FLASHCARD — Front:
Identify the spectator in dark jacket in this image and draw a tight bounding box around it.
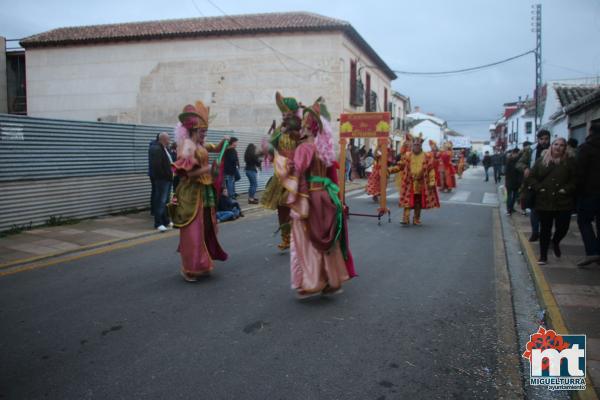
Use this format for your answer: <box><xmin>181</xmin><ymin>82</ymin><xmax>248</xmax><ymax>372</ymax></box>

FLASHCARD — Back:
<box><xmin>520</xmin><ymin>130</ymin><xmax>551</xmax><ymax>242</ymax></box>
<box><xmin>504</xmin><ymin>148</ymin><xmax>522</xmax><ymax>215</ymax></box>
<box><xmin>244</xmin><ymin>143</ymin><xmax>262</xmax><ymax>204</ymax></box>
<box><xmin>224</xmin><ymin>137</ymin><xmax>240</xmax><ymax>199</ymax></box>
<box><xmin>358</xmin><ymin>146</ymin><xmax>367</xmax><ymax>178</ymax></box>
<box><xmin>567</xmin><ymin>137</ymin><xmax>579</xmax><ymax>158</ymax></box>
<box><xmin>575</xmin><ymin>121</ymin><xmax>600</xmax><ymax>266</ymax></box>
<box><xmin>149</xmin><ymin>132</ymin><xmax>174</xmax><ymax>231</ymax></box>
<box><xmin>529</xmin><ymin>137</ymin><xmax>576</xmax><ymax>265</ymax></box>
<box><xmin>482</xmin><ymin>151</ymin><xmax>492</xmax><ymax>181</ymax></box>
<box><xmin>491</xmin><ymin>150</ymin><xmax>503</xmax><ymax>183</ymax></box>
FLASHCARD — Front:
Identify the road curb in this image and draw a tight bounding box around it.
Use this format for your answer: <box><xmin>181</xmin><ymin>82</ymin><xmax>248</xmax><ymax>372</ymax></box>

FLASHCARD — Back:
<box><xmin>0</xmin><ymin>230</ymin><xmax>166</xmax><ymax>271</ymax></box>
<box><xmin>492</xmin><ymin>209</ymin><xmax>526</xmax><ymax>399</ymax></box>
<box><xmin>516</xmin><ymin>230</ymin><xmax>599</xmax><ymax>400</ymax></box>
<box><xmin>0</xmin><ymin>178</ymin><xmax>356</xmax><ymax>272</ymax></box>
<box><xmin>0</xmin><ymin>204</ymin><xmax>266</xmax><ymax>273</ymax></box>
<box><xmin>0</xmin><ymin>231</ymin><xmax>179</xmax><ymax>277</ymax></box>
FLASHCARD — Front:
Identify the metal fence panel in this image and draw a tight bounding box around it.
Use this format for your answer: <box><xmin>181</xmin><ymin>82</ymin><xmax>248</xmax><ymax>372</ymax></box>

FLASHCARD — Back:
<box><xmin>0</xmin><ymin>114</ymin><xmax>272</xmax><ymax>231</ymax></box>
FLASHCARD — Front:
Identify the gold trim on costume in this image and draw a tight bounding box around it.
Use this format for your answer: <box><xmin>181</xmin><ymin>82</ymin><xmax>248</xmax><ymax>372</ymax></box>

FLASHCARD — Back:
<box><xmin>172</xmin><ymin>187</ymin><xmax>202</xmax><ymax>229</ymax></box>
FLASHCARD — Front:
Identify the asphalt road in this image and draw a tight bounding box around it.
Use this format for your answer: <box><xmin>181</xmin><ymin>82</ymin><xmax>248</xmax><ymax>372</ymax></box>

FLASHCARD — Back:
<box><xmin>1</xmin><ymin>168</ymin><xmax>508</xmax><ymax>400</ymax></box>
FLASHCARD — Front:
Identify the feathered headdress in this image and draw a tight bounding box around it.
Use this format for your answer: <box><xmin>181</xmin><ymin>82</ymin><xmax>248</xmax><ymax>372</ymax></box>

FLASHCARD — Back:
<box><xmin>302</xmin><ymin>99</ymin><xmax>323</xmax><ymax>134</ymax></box>
<box><xmin>177</xmin><ymin>101</ymin><xmax>210</xmax><ymax>128</ymax></box>
<box><xmin>413</xmin><ymin>132</ymin><xmax>425</xmax><ymax>145</ymax></box>
<box><xmin>275</xmin><ymin>91</ymin><xmax>300</xmax><ymax>114</ymax></box>
<box><xmin>400</xmin><ymin>133</ymin><xmax>413</xmax><ymax>153</ymax></box>
<box><xmin>306</xmin><ymin>97</ymin><xmax>335</xmax><ymax>167</ymax></box>
<box><xmin>194</xmin><ymin>101</ymin><xmax>210</xmax><ymax>129</ymax></box>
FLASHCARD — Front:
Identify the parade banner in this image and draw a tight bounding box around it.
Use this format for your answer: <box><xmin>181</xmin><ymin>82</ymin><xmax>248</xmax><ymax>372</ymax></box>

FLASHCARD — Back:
<box><xmin>338</xmin><ymin>112</ymin><xmax>391</xmax><ymax>224</ymax></box>
<box><xmin>340</xmin><ymin>112</ymin><xmax>391</xmax><ymax>138</ymax></box>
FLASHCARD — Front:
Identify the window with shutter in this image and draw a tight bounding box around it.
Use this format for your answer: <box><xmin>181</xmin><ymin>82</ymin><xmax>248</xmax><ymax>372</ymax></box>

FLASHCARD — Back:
<box><xmin>370</xmin><ymin>91</ymin><xmax>378</xmax><ymax>111</ymax></box>
<box><xmin>350</xmin><ymin>59</ymin><xmax>357</xmax><ymax>107</ymax></box>
<box><xmin>384</xmin><ymin>88</ymin><xmax>388</xmax><ymax>112</ymax></box>
<box><xmin>365</xmin><ymin>73</ymin><xmax>371</xmax><ymax>112</ymax></box>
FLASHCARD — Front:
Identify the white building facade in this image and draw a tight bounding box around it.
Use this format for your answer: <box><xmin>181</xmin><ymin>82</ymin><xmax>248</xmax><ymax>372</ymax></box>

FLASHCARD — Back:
<box><xmin>505</xmin><ymin>106</ymin><xmax>535</xmax><ymax>149</ymax></box>
<box><xmin>406</xmin><ymin>110</ymin><xmax>446</xmax><ymax>152</ymax></box>
<box><xmin>389</xmin><ymin>91</ymin><xmax>411</xmax><ymax>152</ymax></box>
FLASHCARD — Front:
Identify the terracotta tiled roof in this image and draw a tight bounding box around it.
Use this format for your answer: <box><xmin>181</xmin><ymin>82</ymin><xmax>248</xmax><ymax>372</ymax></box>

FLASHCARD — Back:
<box><xmin>555</xmin><ymin>85</ymin><xmax>597</xmax><ymax>107</ymax></box>
<box><xmin>504</xmin><ymin>107</ymin><xmax>519</xmax><ymax>119</ymax></box>
<box><xmin>564</xmin><ymin>87</ymin><xmax>600</xmax><ymax>115</ymax></box>
<box><xmin>20</xmin><ymin>11</ymin><xmax>396</xmax><ymax>79</ymax></box>
<box><xmin>548</xmin><ymin>84</ymin><xmax>599</xmax><ymax>120</ymax></box>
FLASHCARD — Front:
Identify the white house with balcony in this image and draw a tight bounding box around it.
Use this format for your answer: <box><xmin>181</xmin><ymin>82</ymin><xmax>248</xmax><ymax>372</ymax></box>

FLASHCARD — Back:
<box><xmin>504</xmin><ymin>102</ymin><xmax>535</xmax><ymax>149</ymax></box>
<box><xmin>389</xmin><ymin>91</ymin><xmax>411</xmax><ymax>152</ymax></box>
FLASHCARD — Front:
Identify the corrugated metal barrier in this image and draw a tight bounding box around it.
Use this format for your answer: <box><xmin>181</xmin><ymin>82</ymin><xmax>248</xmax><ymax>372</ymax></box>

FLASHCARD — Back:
<box><xmin>0</xmin><ymin>114</ymin><xmax>272</xmax><ymax>232</ymax></box>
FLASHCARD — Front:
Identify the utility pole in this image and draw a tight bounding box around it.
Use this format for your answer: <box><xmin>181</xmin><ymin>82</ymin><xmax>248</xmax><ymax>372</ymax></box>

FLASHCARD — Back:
<box><xmin>532</xmin><ymin>4</ymin><xmax>542</xmax><ymax>132</ymax></box>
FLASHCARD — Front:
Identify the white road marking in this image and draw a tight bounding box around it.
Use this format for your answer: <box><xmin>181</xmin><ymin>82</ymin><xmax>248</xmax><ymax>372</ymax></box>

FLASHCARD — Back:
<box><xmin>345</xmin><ymin>188</ymin><xmax>365</xmax><ymax>197</ymax></box>
<box><xmin>448</xmin><ymin>190</ymin><xmax>470</xmax><ymax>202</ymax></box>
<box><xmin>441</xmin><ymin>200</ymin><xmax>497</xmax><ymax>208</ymax></box>
<box><xmin>353</xmin><ymin>187</ymin><xmax>394</xmax><ymax>199</ymax></box>
<box><xmin>482</xmin><ymin>192</ymin><xmax>499</xmax><ymax>205</ymax></box>
<box><xmin>347</xmin><ymin>186</ymin><xmax>498</xmax><ymax>208</ymax></box>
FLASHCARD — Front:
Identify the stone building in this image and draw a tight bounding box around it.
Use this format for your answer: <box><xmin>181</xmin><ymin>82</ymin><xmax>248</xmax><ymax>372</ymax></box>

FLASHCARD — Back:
<box><xmin>20</xmin><ymin>12</ymin><xmax>396</xmax><ymax>140</ymax></box>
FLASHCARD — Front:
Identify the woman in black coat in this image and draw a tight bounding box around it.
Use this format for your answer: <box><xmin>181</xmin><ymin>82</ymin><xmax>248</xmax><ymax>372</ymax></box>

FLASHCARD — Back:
<box><xmin>244</xmin><ymin>143</ymin><xmax>262</xmax><ymax>204</ymax></box>
<box><xmin>528</xmin><ymin>138</ymin><xmax>576</xmax><ymax>264</ymax></box>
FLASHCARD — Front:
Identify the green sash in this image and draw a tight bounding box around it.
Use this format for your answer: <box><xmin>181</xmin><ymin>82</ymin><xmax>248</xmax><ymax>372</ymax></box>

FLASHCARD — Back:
<box><xmin>307</xmin><ymin>176</ymin><xmax>347</xmax><ymax>259</ymax></box>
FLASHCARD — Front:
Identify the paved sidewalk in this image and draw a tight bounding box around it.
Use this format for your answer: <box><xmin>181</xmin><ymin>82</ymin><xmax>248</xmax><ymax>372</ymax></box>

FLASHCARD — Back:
<box><xmin>510</xmin><ymin>207</ymin><xmax>600</xmax><ymax>398</ymax></box>
<box><xmin>0</xmin><ymin>180</ymin><xmax>367</xmax><ymax>270</ymax></box>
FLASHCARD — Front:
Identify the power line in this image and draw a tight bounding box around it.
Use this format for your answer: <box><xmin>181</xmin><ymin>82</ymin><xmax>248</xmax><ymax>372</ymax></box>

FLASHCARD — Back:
<box><xmin>386</xmin><ymin>50</ymin><xmax>535</xmax><ymax>76</ymax></box>
<box><xmin>446</xmin><ymin>119</ymin><xmax>497</xmax><ymax>122</ymax></box>
<box><xmin>198</xmin><ymin>0</ymin><xmax>536</xmax><ymax>79</ymax></box>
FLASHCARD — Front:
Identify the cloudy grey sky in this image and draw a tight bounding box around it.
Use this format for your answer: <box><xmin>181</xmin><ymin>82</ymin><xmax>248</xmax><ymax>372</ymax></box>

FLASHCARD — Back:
<box><xmin>2</xmin><ymin>0</ymin><xmax>600</xmax><ymax>139</ymax></box>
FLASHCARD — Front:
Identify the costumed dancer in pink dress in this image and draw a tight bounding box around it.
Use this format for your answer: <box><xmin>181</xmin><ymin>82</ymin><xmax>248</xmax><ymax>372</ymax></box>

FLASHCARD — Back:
<box><xmin>168</xmin><ymin>102</ymin><xmax>228</xmax><ymax>282</ymax></box>
<box><xmin>280</xmin><ymin>98</ymin><xmax>356</xmax><ymax>298</ymax></box>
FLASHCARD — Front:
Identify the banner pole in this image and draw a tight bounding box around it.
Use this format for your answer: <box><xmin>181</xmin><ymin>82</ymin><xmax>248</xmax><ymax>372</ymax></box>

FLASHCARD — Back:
<box><xmin>380</xmin><ymin>139</ymin><xmax>388</xmax><ymax>214</ymax></box>
<box><xmin>339</xmin><ymin>138</ymin><xmax>348</xmax><ymax>205</ymax></box>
